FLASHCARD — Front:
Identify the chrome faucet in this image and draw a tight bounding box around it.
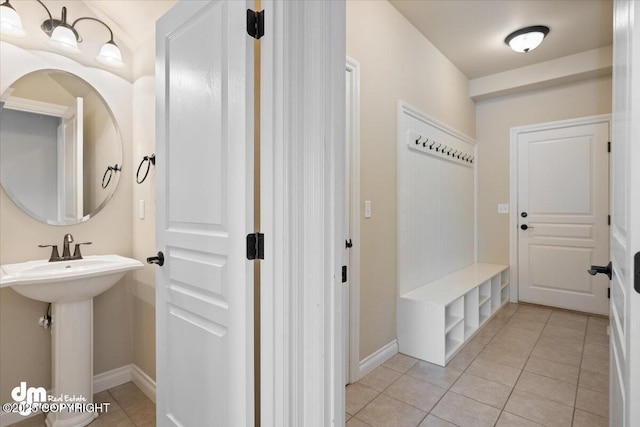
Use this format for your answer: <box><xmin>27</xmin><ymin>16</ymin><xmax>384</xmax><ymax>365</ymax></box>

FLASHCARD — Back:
<box><xmin>62</xmin><ymin>233</ymin><xmax>74</xmax><ymax>259</ymax></box>
<box><xmin>39</xmin><ymin>234</ymin><xmax>92</xmax><ymax>262</ymax></box>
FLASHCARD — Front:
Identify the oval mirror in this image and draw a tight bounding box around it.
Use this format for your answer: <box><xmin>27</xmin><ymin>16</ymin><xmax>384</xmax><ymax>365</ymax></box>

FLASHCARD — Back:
<box><xmin>0</xmin><ymin>70</ymin><xmax>122</xmax><ymax>225</ymax></box>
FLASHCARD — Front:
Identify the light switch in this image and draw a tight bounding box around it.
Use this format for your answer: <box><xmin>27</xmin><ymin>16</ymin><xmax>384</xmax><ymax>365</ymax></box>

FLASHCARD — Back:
<box><xmin>498</xmin><ymin>203</ymin><xmax>509</xmax><ymax>214</ymax></box>
<box><xmin>364</xmin><ymin>200</ymin><xmax>372</xmax><ymax>218</ymax></box>
<box><xmin>139</xmin><ymin>200</ymin><xmax>145</xmax><ymax>220</ymax></box>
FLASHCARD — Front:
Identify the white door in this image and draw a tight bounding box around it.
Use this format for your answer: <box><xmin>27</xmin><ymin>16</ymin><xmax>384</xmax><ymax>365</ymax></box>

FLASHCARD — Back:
<box><xmin>156</xmin><ymin>1</ymin><xmax>254</xmax><ymax>426</ymax></box>
<box><xmin>517</xmin><ymin>121</ymin><xmax>610</xmax><ymax>315</ymax></box>
<box><xmin>344</xmin><ymin>65</ymin><xmax>352</xmax><ymax>385</ymax></box>
<box><xmin>610</xmin><ymin>1</ymin><xmax>640</xmax><ymax>425</ymax></box>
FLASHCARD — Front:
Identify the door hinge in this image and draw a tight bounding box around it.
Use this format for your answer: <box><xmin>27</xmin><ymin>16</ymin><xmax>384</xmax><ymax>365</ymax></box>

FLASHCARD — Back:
<box><xmin>342</xmin><ymin>265</ymin><xmax>348</xmax><ymax>283</ymax></box>
<box><xmin>608</xmin><ymin>287</ymin><xmax>610</xmax><ymax>299</ymax></box>
<box><xmin>635</xmin><ymin>252</ymin><xmax>640</xmax><ymax>294</ymax></box>
<box><xmin>608</xmin><ymin>215</ymin><xmax>611</xmax><ymax>226</ymax></box>
<box><xmin>247</xmin><ymin>9</ymin><xmax>264</xmax><ymax>39</ymax></box>
<box><xmin>246</xmin><ymin>233</ymin><xmax>264</xmax><ymax>260</ymax></box>
<box><xmin>608</xmin><ymin>141</ymin><xmax>611</xmax><ymax>153</ymax></box>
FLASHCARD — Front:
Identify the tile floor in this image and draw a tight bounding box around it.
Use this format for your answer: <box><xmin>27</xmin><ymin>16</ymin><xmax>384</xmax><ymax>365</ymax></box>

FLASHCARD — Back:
<box><xmin>346</xmin><ymin>303</ymin><xmax>610</xmax><ymax>427</ymax></box>
<box><xmin>9</xmin><ymin>382</ymin><xmax>155</xmax><ymax>427</ymax></box>
<box><xmin>9</xmin><ymin>303</ymin><xmax>609</xmax><ymax>427</ymax></box>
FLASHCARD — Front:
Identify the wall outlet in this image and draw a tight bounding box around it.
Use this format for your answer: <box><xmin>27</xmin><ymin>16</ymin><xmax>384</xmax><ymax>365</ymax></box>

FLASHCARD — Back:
<box><xmin>498</xmin><ymin>203</ymin><xmax>509</xmax><ymax>214</ymax></box>
<box><xmin>364</xmin><ymin>200</ymin><xmax>372</xmax><ymax>218</ymax></box>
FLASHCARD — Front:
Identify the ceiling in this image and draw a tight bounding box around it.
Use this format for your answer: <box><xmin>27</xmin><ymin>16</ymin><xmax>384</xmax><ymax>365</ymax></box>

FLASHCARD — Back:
<box><xmin>68</xmin><ymin>0</ymin><xmax>611</xmax><ymax>80</ymax></box>
<box><xmin>389</xmin><ymin>0</ymin><xmax>613</xmax><ymax>79</ymax></box>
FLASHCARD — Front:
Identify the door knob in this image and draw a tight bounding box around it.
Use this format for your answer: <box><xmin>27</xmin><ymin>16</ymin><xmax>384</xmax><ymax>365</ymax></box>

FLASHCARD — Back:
<box><xmin>521</xmin><ymin>224</ymin><xmax>534</xmax><ymax>230</ymax></box>
<box><xmin>588</xmin><ymin>261</ymin><xmax>612</xmax><ymax>280</ymax></box>
<box><xmin>147</xmin><ymin>251</ymin><xmax>164</xmax><ymax>266</ymax></box>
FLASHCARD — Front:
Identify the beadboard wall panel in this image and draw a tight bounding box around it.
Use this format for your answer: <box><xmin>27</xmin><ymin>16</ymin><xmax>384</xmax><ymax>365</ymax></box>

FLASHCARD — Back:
<box><xmin>397</xmin><ymin>102</ymin><xmax>476</xmax><ymax>296</ymax></box>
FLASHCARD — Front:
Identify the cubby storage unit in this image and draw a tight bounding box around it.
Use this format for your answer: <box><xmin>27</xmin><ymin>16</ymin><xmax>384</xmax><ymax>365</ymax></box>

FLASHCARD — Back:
<box><xmin>397</xmin><ymin>263</ymin><xmax>509</xmax><ymax>366</ymax></box>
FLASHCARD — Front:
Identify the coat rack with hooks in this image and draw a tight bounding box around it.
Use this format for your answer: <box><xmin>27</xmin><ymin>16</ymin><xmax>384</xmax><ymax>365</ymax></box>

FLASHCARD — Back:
<box><xmin>409</xmin><ymin>132</ymin><xmax>474</xmax><ymax>166</ymax></box>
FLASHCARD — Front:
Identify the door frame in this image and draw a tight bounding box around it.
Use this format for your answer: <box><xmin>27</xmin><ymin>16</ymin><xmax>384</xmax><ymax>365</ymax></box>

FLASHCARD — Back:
<box><xmin>345</xmin><ymin>57</ymin><xmax>361</xmax><ymax>384</ymax></box>
<box><xmin>260</xmin><ymin>1</ymin><xmax>346</xmax><ymax>426</ymax></box>
<box><xmin>508</xmin><ymin>114</ymin><xmax>611</xmax><ymax>303</ymax></box>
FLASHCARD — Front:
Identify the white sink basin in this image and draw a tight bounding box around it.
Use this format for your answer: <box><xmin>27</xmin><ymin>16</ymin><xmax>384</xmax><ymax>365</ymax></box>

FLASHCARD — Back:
<box><xmin>0</xmin><ymin>254</ymin><xmax>144</xmax><ymax>426</ymax></box>
<box><xmin>0</xmin><ymin>255</ymin><xmax>143</xmax><ymax>302</ymax></box>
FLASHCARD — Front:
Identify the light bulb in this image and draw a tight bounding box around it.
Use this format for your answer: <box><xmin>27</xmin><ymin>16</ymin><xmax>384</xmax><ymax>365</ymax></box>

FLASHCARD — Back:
<box><xmin>49</xmin><ymin>25</ymin><xmax>80</xmax><ymax>53</ymax></box>
<box><xmin>508</xmin><ymin>32</ymin><xmax>545</xmax><ymax>53</ymax></box>
<box><xmin>96</xmin><ymin>41</ymin><xmax>124</xmax><ymax>68</ymax></box>
<box><xmin>0</xmin><ymin>2</ymin><xmax>26</xmax><ymax>39</ymax></box>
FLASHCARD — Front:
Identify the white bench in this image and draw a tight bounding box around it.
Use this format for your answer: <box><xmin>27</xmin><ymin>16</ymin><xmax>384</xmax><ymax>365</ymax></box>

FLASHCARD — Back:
<box><xmin>397</xmin><ymin>263</ymin><xmax>509</xmax><ymax>367</ymax></box>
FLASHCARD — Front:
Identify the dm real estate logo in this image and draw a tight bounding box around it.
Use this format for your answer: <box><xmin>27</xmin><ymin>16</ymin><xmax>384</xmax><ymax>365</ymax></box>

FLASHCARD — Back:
<box><xmin>10</xmin><ymin>382</ymin><xmax>47</xmax><ymax>415</ymax></box>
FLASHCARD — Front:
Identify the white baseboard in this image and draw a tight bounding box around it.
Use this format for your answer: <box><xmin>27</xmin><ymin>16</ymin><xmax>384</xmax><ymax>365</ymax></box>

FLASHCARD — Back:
<box><xmin>131</xmin><ymin>365</ymin><xmax>156</xmax><ymax>403</ymax></box>
<box><xmin>358</xmin><ymin>339</ymin><xmax>398</xmax><ymax>378</ymax></box>
<box><xmin>1</xmin><ymin>364</ymin><xmax>155</xmax><ymax>427</ymax></box>
<box><xmin>93</xmin><ymin>365</ymin><xmax>133</xmax><ymax>394</ymax></box>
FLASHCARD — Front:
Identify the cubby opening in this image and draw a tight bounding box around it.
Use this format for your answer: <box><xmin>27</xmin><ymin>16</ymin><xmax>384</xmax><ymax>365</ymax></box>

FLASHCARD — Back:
<box><xmin>445</xmin><ymin>296</ymin><xmax>464</xmax><ymax>333</ymax></box>
<box><xmin>464</xmin><ymin>288</ymin><xmax>479</xmax><ymax>339</ymax></box>
<box><xmin>501</xmin><ymin>285</ymin><xmax>509</xmax><ymax>305</ymax></box>
<box><xmin>445</xmin><ymin>320</ymin><xmax>464</xmax><ymax>360</ymax></box>
<box><xmin>491</xmin><ymin>276</ymin><xmax>501</xmax><ymax>312</ymax></box>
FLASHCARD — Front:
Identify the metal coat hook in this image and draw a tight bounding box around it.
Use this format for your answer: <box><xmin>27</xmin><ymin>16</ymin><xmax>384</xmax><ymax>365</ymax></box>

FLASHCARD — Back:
<box><xmin>415</xmin><ymin>136</ymin><xmax>423</xmax><ymax>145</ymax></box>
<box><xmin>136</xmin><ymin>154</ymin><xmax>156</xmax><ymax>184</ymax></box>
<box><xmin>428</xmin><ymin>140</ymin><xmax>437</xmax><ymax>150</ymax></box>
<box><xmin>101</xmin><ymin>164</ymin><xmax>121</xmax><ymax>189</ymax></box>
<box><xmin>422</xmin><ymin>137</ymin><xmax>430</xmax><ymax>147</ymax></box>
<box><xmin>435</xmin><ymin>143</ymin><xmax>442</xmax><ymax>152</ymax></box>
<box><xmin>451</xmin><ymin>149</ymin><xmax>458</xmax><ymax>157</ymax></box>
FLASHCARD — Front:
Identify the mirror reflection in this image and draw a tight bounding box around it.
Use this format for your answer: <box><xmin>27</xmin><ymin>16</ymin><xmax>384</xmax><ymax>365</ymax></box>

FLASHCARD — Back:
<box><xmin>0</xmin><ymin>70</ymin><xmax>122</xmax><ymax>225</ymax></box>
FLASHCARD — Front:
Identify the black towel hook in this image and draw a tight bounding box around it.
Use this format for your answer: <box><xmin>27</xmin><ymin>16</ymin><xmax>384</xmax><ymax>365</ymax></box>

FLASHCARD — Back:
<box><xmin>422</xmin><ymin>137</ymin><xmax>430</xmax><ymax>147</ymax></box>
<box><xmin>136</xmin><ymin>154</ymin><xmax>156</xmax><ymax>184</ymax></box>
<box><xmin>101</xmin><ymin>164</ymin><xmax>121</xmax><ymax>189</ymax></box>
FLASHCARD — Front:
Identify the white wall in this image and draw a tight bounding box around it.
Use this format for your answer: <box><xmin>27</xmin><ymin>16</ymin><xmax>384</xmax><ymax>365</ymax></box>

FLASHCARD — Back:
<box><xmin>131</xmin><ymin>74</ymin><xmax>156</xmax><ymax>380</ymax></box>
<box><xmin>346</xmin><ymin>0</ymin><xmax>476</xmax><ymax>360</ymax></box>
<box><xmin>476</xmin><ymin>76</ymin><xmax>612</xmax><ymax>265</ymax></box>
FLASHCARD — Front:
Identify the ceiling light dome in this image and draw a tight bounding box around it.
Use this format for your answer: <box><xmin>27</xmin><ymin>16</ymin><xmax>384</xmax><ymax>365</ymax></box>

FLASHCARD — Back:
<box><xmin>505</xmin><ymin>26</ymin><xmax>550</xmax><ymax>53</ymax></box>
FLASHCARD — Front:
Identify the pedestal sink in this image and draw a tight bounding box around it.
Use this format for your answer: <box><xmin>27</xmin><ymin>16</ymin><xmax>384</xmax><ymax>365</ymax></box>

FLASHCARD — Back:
<box><xmin>0</xmin><ymin>255</ymin><xmax>143</xmax><ymax>427</ymax></box>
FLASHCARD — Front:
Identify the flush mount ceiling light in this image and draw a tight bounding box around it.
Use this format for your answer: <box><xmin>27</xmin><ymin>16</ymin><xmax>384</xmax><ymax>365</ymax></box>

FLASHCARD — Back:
<box><xmin>0</xmin><ymin>0</ymin><xmax>124</xmax><ymax>68</ymax></box>
<box><xmin>505</xmin><ymin>25</ymin><xmax>550</xmax><ymax>53</ymax></box>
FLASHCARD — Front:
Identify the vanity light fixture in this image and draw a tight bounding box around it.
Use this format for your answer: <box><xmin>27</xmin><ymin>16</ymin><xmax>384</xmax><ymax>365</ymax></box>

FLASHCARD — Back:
<box><xmin>0</xmin><ymin>0</ymin><xmax>124</xmax><ymax>68</ymax></box>
<box><xmin>505</xmin><ymin>25</ymin><xmax>550</xmax><ymax>53</ymax></box>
